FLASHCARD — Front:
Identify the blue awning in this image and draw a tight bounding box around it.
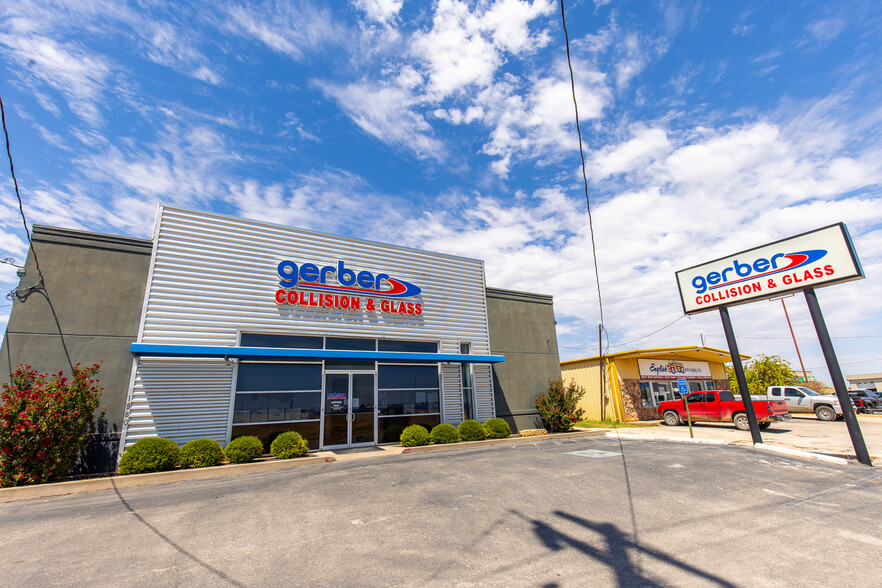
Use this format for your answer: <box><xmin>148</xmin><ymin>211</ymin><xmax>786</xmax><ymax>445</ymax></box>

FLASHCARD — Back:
<box><xmin>130</xmin><ymin>343</ymin><xmax>505</xmax><ymax>363</ymax></box>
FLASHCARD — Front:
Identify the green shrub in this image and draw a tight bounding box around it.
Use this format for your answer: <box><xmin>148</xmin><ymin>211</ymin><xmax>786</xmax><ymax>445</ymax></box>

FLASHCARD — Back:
<box><xmin>483</xmin><ymin>418</ymin><xmax>511</xmax><ymax>439</ymax></box>
<box><xmin>270</xmin><ymin>431</ymin><xmax>309</xmax><ymax>459</ymax></box>
<box><xmin>430</xmin><ymin>423</ymin><xmax>459</xmax><ymax>444</ymax></box>
<box><xmin>458</xmin><ymin>419</ymin><xmax>485</xmax><ymax>441</ymax></box>
<box><xmin>400</xmin><ymin>425</ymin><xmax>430</xmax><ymax>447</ymax></box>
<box><xmin>0</xmin><ymin>363</ymin><xmax>104</xmax><ymax>487</ymax></box>
<box><xmin>118</xmin><ymin>437</ymin><xmax>180</xmax><ymax>475</ymax></box>
<box><xmin>225</xmin><ymin>436</ymin><xmax>264</xmax><ymax>463</ymax></box>
<box><xmin>179</xmin><ymin>438</ymin><xmax>225</xmax><ymax>469</ymax></box>
<box><xmin>533</xmin><ymin>378</ymin><xmax>586</xmax><ymax>432</ymax></box>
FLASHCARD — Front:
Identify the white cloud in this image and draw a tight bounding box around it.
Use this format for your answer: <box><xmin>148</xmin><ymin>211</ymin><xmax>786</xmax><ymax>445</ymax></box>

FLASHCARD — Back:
<box><xmin>0</xmin><ymin>34</ymin><xmax>111</xmax><ymax>124</ymax></box>
<box><xmin>355</xmin><ymin>0</ymin><xmax>403</xmax><ymax>25</ymax></box>
<box><xmin>589</xmin><ymin>127</ymin><xmax>671</xmax><ymax>180</ymax></box>
<box><xmin>807</xmin><ymin>18</ymin><xmax>847</xmax><ymax>44</ymax></box>
<box><xmin>411</xmin><ymin>0</ymin><xmax>554</xmax><ymax>99</ymax></box>
<box><xmin>316</xmin><ymin>80</ymin><xmax>446</xmax><ymax>161</ymax></box>
<box><xmin>224</xmin><ymin>1</ymin><xmax>344</xmax><ymax>61</ymax></box>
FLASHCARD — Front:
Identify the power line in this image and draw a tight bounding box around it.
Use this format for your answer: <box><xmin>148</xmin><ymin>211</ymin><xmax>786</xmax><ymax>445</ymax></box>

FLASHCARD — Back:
<box><xmin>559</xmin><ymin>0</ymin><xmax>605</xmax><ymax>329</ymax></box>
<box><xmin>1</xmin><ymin>95</ymin><xmax>74</xmax><ymax>371</ymax></box>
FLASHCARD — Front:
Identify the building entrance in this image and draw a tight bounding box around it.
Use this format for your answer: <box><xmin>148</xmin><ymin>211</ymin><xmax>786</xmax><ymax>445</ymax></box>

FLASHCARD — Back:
<box><xmin>322</xmin><ymin>372</ymin><xmax>376</xmax><ymax>449</ymax></box>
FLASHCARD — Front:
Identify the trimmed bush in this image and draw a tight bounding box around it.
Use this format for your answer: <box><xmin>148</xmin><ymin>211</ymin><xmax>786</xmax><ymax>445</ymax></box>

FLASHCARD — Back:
<box><xmin>270</xmin><ymin>431</ymin><xmax>309</xmax><ymax>459</ymax></box>
<box><xmin>483</xmin><ymin>418</ymin><xmax>511</xmax><ymax>439</ymax></box>
<box><xmin>400</xmin><ymin>425</ymin><xmax>430</xmax><ymax>447</ymax></box>
<box><xmin>430</xmin><ymin>423</ymin><xmax>459</xmax><ymax>444</ymax></box>
<box><xmin>225</xmin><ymin>436</ymin><xmax>264</xmax><ymax>463</ymax></box>
<box><xmin>458</xmin><ymin>419</ymin><xmax>485</xmax><ymax>441</ymax></box>
<box><xmin>179</xmin><ymin>438</ymin><xmax>225</xmax><ymax>469</ymax></box>
<box><xmin>118</xmin><ymin>437</ymin><xmax>180</xmax><ymax>475</ymax></box>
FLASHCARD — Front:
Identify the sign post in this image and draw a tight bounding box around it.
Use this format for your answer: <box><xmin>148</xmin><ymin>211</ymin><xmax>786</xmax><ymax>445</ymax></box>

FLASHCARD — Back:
<box><xmin>678</xmin><ymin>378</ymin><xmax>694</xmax><ymax>439</ymax></box>
<box><xmin>675</xmin><ymin>223</ymin><xmax>870</xmax><ymax>465</ymax></box>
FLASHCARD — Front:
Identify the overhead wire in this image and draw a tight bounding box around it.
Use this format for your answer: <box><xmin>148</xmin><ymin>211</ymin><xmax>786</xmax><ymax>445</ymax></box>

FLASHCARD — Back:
<box><xmin>1</xmin><ymin>95</ymin><xmax>74</xmax><ymax>371</ymax></box>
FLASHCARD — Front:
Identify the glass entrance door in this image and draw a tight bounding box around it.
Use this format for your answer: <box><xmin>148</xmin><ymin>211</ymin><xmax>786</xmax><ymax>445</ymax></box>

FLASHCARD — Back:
<box><xmin>322</xmin><ymin>372</ymin><xmax>376</xmax><ymax>449</ymax></box>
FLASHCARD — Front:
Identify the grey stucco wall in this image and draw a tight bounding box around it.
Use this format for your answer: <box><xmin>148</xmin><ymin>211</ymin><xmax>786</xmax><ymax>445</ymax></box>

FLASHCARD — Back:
<box><xmin>486</xmin><ymin>287</ymin><xmax>561</xmax><ymax>432</ymax></box>
<box><xmin>1</xmin><ymin>226</ymin><xmax>152</xmax><ymax>445</ymax></box>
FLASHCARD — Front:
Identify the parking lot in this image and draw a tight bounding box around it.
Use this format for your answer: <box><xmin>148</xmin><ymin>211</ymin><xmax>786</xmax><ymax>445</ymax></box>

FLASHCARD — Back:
<box><xmin>624</xmin><ymin>414</ymin><xmax>882</xmax><ymax>460</ymax></box>
<box><xmin>2</xmin><ymin>435</ymin><xmax>881</xmax><ymax>587</ymax></box>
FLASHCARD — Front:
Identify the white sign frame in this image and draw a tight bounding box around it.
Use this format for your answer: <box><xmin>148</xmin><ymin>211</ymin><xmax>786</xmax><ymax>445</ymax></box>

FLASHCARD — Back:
<box><xmin>675</xmin><ymin>223</ymin><xmax>864</xmax><ymax>315</ymax></box>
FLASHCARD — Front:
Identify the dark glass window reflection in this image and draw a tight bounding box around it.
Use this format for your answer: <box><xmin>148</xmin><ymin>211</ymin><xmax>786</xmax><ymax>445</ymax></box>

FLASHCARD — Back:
<box><xmin>236</xmin><ymin>363</ymin><xmax>322</xmax><ymax>391</ymax></box>
<box><xmin>240</xmin><ymin>333</ymin><xmax>323</xmax><ymax>349</ymax></box>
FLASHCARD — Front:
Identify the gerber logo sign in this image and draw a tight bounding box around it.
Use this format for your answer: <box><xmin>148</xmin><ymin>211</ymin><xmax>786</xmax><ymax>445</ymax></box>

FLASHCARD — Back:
<box><xmin>676</xmin><ymin>223</ymin><xmax>864</xmax><ymax>315</ymax></box>
<box><xmin>275</xmin><ymin>260</ymin><xmax>423</xmax><ymax>316</ymax></box>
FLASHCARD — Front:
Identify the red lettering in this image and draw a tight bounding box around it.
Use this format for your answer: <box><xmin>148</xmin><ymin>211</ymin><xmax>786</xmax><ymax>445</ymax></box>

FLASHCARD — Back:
<box><xmin>323</xmin><ymin>294</ymin><xmax>333</xmax><ymax>307</ymax></box>
<box><xmin>783</xmin><ymin>274</ymin><xmax>792</xmax><ymax>285</ymax></box>
<box><xmin>813</xmin><ymin>267</ymin><xmax>823</xmax><ymax>278</ymax></box>
<box><xmin>406</xmin><ymin>302</ymin><xmax>414</xmax><ymax>314</ymax></box>
<box><xmin>381</xmin><ymin>300</ymin><xmax>390</xmax><ymax>312</ymax></box>
<box><xmin>752</xmin><ymin>283</ymin><xmax>761</xmax><ymax>293</ymax></box>
<box><xmin>287</xmin><ymin>290</ymin><xmax>298</xmax><ymax>305</ymax></box>
<box><xmin>275</xmin><ymin>289</ymin><xmax>286</xmax><ymax>304</ymax></box>
<box><xmin>299</xmin><ymin>292</ymin><xmax>308</xmax><ymax>305</ymax></box>
<box><xmin>341</xmin><ymin>296</ymin><xmax>350</xmax><ymax>309</ymax></box>
<box><xmin>703</xmin><ymin>294</ymin><xmax>711</xmax><ymax>303</ymax></box>
<box><xmin>414</xmin><ymin>303</ymin><xmax>422</xmax><ymax>316</ymax></box>
<box><xmin>824</xmin><ymin>264</ymin><xmax>834</xmax><ymax>276</ymax></box>
<box><xmin>350</xmin><ymin>297</ymin><xmax>360</xmax><ymax>310</ymax></box>
<box><xmin>803</xmin><ymin>270</ymin><xmax>814</xmax><ymax>281</ymax></box>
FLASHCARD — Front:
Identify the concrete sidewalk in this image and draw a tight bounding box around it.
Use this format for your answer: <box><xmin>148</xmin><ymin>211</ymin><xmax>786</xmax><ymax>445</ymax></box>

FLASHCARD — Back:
<box><xmin>602</xmin><ymin>414</ymin><xmax>882</xmax><ymax>461</ymax></box>
<box><xmin>0</xmin><ymin>429</ymin><xmax>606</xmax><ymax>503</ymax></box>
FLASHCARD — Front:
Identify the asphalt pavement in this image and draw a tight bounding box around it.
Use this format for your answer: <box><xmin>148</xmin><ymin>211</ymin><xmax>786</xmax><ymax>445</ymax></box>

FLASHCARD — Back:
<box><xmin>2</xmin><ymin>435</ymin><xmax>880</xmax><ymax>587</ymax></box>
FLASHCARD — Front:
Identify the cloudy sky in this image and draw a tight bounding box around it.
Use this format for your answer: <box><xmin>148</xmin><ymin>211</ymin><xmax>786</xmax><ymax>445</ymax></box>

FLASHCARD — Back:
<box><xmin>1</xmin><ymin>0</ymin><xmax>881</xmax><ymax>385</ymax></box>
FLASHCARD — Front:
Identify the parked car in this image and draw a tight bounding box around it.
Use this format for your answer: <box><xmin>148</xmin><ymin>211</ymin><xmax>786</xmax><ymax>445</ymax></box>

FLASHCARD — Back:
<box><xmin>764</xmin><ymin>386</ymin><xmax>843</xmax><ymax>421</ymax></box>
<box><xmin>659</xmin><ymin>390</ymin><xmax>790</xmax><ymax>431</ymax></box>
<box><xmin>847</xmin><ymin>390</ymin><xmax>879</xmax><ymax>412</ymax></box>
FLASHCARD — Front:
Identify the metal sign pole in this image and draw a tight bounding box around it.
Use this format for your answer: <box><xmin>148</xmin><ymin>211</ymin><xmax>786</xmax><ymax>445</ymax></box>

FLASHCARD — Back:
<box><xmin>719</xmin><ymin>307</ymin><xmax>763</xmax><ymax>444</ymax></box>
<box><xmin>803</xmin><ymin>288</ymin><xmax>872</xmax><ymax>466</ymax></box>
<box><xmin>678</xmin><ymin>378</ymin><xmax>694</xmax><ymax>438</ymax></box>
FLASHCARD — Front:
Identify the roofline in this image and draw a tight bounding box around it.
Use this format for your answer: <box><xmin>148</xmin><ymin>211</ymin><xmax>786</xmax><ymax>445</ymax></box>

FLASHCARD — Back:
<box><xmin>561</xmin><ymin>345</ymin><xmax>749</xmax><ymax>365</ymax></box>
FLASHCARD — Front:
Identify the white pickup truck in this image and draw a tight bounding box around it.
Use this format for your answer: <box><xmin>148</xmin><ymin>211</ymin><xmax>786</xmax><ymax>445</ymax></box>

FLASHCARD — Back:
<box><xmin>755</xmin><ymin>386</ymin><xmax>843</xmax><ymax>421</ymax></box>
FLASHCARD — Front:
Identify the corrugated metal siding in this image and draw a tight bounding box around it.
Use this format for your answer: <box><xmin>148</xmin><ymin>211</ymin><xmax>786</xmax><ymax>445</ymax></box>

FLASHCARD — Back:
<box><xmin>473</xmin><ymin>364</ymin><xmax>495</xmax><ymax>421</ymax></box>
<box><xmin>121</xmin><ymin>207</ymin><xmax>495</xmax><ymax>447</ymax></box>
<box><xmin>125</xmin><ymin>357</ymin><xmax>233</xmax><ymax>445</ymax></box>
<box><xmin>441</xmin><ymin>364</ymin><xmax>464</xmax><ymax>424</ymax></box>
<box><xmin>561</xmin><ymin>360</ymin><xmax>617</xmax><ymax>421</ymax></box>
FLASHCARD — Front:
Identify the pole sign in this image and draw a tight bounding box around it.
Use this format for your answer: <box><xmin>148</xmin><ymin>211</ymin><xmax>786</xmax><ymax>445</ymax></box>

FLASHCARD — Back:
<box><xmin>677</xmin><ymin>378</ymin><xmax>688</xmax><ymax>398</ymax></box>
<box><xmin>676</xmin><ymin>223</ymin><xmax>864</xmax><ymax>315</ymax></box>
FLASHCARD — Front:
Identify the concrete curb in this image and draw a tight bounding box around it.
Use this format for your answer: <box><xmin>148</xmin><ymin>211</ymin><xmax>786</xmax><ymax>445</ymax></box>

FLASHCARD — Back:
<box><xmin>0</xmin><ymin>429</ymin><xmax>606</xmax><ymax>503</ymax></box>
<box><xmin>753</xmin><ymin>443</ymin><xmax>850</xmax><ymax>465</ymax></box>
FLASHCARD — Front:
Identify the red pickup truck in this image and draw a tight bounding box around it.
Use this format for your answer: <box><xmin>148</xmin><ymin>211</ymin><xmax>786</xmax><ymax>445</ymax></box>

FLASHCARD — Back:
<box><xmin>658</xmin><ymin>390</ymin><xmax>791</xmax><ymax>431</ymax></box>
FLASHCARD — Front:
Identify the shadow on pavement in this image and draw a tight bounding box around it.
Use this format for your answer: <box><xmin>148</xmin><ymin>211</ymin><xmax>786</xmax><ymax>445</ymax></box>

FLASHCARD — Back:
<box><xmin>516</xmin><ymin>508</ymin><xmax>737</xmax><ymax>587</ymax></box>
<box><xmin>111</xmin><ymin>478</ymin><xmax>244</xmax><ymax>587</ymax></box>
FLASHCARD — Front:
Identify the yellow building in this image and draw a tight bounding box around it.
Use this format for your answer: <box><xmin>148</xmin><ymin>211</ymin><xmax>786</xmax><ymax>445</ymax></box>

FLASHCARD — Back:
<box><xmin>561</xmin><ymin>346</ymin><xmax>749</xmax><ymax>422</ymax></box>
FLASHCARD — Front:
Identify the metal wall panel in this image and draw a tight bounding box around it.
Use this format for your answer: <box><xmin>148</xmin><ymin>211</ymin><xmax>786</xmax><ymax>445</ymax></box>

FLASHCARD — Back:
<box><xmin>441</xmin><ymin>364</ymin><xmax>464</xmax><ymax>425</ymax></box>
<box><xmin>121</xmin><ymin>207</ymin><xmax>496</xmax><ymax>448</ymax></box>
<box><xmin>473</xmin><ymin>364</ymin><xmax>496</xmax><ymax>421</ymax></box>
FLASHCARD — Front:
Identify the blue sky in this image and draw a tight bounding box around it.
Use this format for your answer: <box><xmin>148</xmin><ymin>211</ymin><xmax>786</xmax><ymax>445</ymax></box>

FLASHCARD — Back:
<box><xmin>1</xmin><ymin>0</ymin><xmax>881</xmax><ymax>385</ymax></box>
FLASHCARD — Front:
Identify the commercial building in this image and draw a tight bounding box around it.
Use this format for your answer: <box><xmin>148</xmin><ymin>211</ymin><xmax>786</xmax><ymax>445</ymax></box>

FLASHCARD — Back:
<box><xmin>1</xmin><ymin>207</ymin><xmax>560</xmax><ymax>471</ymax></box>
<box><xmin>561</xmin><ymin>346</ymin><xmax>745</xmax><ymax>421</ymax></box>
<box><xmin>847</xmin><ymin>373</ymin><xmax>882</xmax><ymax>391</ymax></box>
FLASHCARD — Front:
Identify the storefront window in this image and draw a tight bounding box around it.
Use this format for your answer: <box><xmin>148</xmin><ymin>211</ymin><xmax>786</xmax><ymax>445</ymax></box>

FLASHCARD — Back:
<box><xmin>325</xmin><ymin>337</ymin><xmax>376</xmax><ymax>351</ymax></box>
<box><xmin>232</xmin><ymin>362</ymin><xmax>323</xmax><ymax>449</ymax></box>
<box><xmin>377</xmin><ymin>365</ymin><xmax>440</xmax><ymax>440</ymax></box>
<box><xmin>377</xmin><ymin>339</ymin><xmax>438</xmax><ymax>353</ymax></box>
<box><xmin>240</xmin><ymin>333</ymin><xmax>322</xmax><ymax>349</ymax></box>
<box><xmin>639</xmin><ymin>382</ymin><xmax>652</xmax><ymax>407</ymax></box>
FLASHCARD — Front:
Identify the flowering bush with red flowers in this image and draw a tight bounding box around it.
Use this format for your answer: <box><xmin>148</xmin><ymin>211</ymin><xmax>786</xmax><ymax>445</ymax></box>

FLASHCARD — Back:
<box><xmin>0</xmin><ymin>364</ymin><xmax>104</xmax><ymax>487</ymax></box>
<box><xmin>533</xmin><ymin>378</ymin><xmax>586</xmax><ymax>432</ymax></box>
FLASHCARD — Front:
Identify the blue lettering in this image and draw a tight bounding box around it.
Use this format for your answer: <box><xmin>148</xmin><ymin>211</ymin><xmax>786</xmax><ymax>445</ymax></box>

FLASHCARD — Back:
<box><xmin>753</xmin><ymin>258</ymin><xmax>770</xmax><ymax>273</ymax></box>
<box><xmin>374</xmin><ymin>273</ymin><xmax>390</xmax><ymax>290</ymax></box>
<box><xmin>320</xmin><ymin>265</ymin><xmax>336</xmax><ymax>283</ymax></box>
<box><xmin>337</xmin><ymin>261</ymin><xmax>356</xmax><ymax>286</ymax></box>
<box><xmin>278</xmin><ymin>261</ymin><xmax>298</xmax><ymax>287</ymax></box>
<box><xmin>721</xmin><ymin>267</ymin><xmax>733</xmax><ymax>283</ymax></box>
<box><xmin>707</xmin><ymin>271</ymin><xmax>721</xmax><ymax>285</ymax></box>
<box><xmin>299</xmin><ymin>263</ymin><xmax>319</xmax><ymax>282</ymax></box>
<box><xmin>733</xmin><ymin>259</ymin><xmax>752</xmax><ymax>277</ymax></box>
<box><xmin>356</xmin><ymin>270</ymin><xmax>374</xmax><ymax>289</ymax></box>
<box><xmin>692</xmin><ymin>275</ymin><xmax>707</xmax><ymax>294</ymax></box>
<box><xmin>770</xmin><ymin>253</ymin><xmax>786</xmax><ymax>269</ymax></box>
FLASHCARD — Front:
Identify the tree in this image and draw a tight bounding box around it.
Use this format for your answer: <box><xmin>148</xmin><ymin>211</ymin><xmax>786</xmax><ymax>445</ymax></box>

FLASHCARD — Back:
<box><xmin>533</xmin><ymin>379</ymin><xmax>586</xmax><ymax>432</ymax></box>
<box><xmin>726</xmin><ymin>355</ymin><xmax>799</xmax><ymax>396</ymax></box>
